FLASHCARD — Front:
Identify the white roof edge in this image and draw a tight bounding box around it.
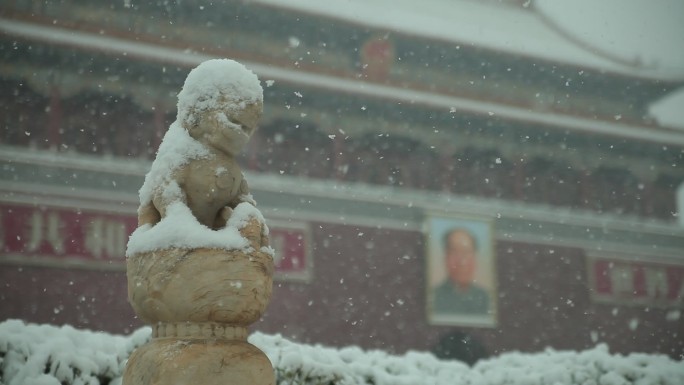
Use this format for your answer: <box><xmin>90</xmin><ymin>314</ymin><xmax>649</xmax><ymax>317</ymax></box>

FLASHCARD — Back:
<box><xmin>3</xmin><ymin>18</ymin><xmax>684</xmax><ymax>146</ymax></box>
<box><xmin>249</xmin><ymin>0</ymin><xmax>684</xmax><ymax>82</ymax></box>
<box><xmin>649</xmin><ymin>87</ymin><xmax>684</xmax><ymax>131</ymax></box>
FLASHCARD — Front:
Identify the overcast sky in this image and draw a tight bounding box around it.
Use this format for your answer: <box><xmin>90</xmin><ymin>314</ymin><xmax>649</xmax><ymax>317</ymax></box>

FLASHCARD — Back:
<box><xmin>535</xmin><ymin>0</ymin><xmax>684</xmax><ymax>75</ymax></box>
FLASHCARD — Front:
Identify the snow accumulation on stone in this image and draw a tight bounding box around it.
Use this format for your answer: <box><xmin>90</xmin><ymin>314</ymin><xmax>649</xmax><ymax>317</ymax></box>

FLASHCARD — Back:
<box><xmin>176</xmin><ymin>58</ymin><xmax>263</xmax><ymax>127</ymax></box>
<box><xmin>126</xmin><ymin>201</ymin><xmax>265</xmax><ymax>256</ymax></box>
<box><xmin>137</xmin><ymin>120</ymin><xmax>210</xmax><ymax>207</ymax></box>
<box><xmin>128</xmin><ymin>59</ymin><xmax>267</xmax><ymax>256</ymax></box>
<box><xmin>2</xmin><ymin>320</ymin><xmax>683</xmax><ymax>385</ymax></box>
<box><xmin>138</xmin><ymin>58</ymin><xmax>263</xmax><ymax>208</ymax></box>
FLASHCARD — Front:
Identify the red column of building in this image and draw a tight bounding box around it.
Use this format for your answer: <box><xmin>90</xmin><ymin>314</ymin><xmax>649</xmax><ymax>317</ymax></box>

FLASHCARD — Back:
<box><xmin>513</xmin><ymin>162</ymin><xmax>525</xmax><ymax>201</ymax></box>
<box><xmin>640</xmin><ymin>183</ymin><xmax>654</xmax><ymax>217</ymax></box>
<box><xmin>333</xmin><ymin>134</ymin><xmax>346</xmax><ymax>181</ymax></box>
<box><xmin>47</xmin><ymin>86</ymin><xmax>63</xmax><ymax>149</ymax></box>
<box><xmin>439</xmin><ymin>154</ymin><xmax>453</xmax><ymax>192</ymax></box>
<box><xmin>578</xmin><ymin>170</ymin><xmax>592</xmax><ymax>210</ymax></box>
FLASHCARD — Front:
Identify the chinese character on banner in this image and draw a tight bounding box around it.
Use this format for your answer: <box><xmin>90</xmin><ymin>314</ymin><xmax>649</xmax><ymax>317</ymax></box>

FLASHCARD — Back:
<box><xmin>25</xmin><ymin>210</ymin><xmax>65</xmax><ymax>254</ymax></box>
<box><xmin>84</xmin><ymin>217</ymin><xmax>127</xmax><ymax>259</ymax></box>
<box><xmin>608</xmin><ymin>264</ymin><xmax>634</xmax><ymax>296</ymax></box>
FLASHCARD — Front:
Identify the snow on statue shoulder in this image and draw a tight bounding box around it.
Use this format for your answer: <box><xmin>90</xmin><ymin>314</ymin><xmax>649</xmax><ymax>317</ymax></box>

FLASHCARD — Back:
<box><xmin>128</xmin><ymin>59</ymin><xmax>266</xmax><ymax>256</ymax></box>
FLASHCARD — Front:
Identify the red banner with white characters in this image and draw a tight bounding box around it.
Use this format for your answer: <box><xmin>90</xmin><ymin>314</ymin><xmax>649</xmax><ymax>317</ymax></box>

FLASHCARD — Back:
<box><xmin>0</xmin><ymin>203</ymin><xmax>311</xmax><ymax>280</ymax></box>
<box><xmin>267</xmin><ymin>219</ymin><xmax>311</xmax><ymax>281</ymax></box>
<box><xmin>1</xmin><ymin>204</ymin><xmax>137</xmax><ymax>264</ymax></box>
<box><xmin>590</xmin><ymin>255</ymin><xmax>684</xmax><ymax>308</ymax></box>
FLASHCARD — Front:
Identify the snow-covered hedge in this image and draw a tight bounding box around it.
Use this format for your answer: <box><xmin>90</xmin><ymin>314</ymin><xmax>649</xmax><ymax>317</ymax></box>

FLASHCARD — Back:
<box><xmin>1</xmin><ymin>320</ymin><xmax>682</xmax><ymax>385</ymax></box>
<box><xmin>0</xmin><ymin>320</ymin><xmax>147</xmax><ymax>385</ymax></box>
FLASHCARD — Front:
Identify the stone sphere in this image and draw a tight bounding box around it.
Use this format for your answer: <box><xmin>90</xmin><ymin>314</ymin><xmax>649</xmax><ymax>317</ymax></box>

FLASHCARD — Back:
<box><xmin>123</xmin><ymin>338</ymin><xmax>275</xmax><ymax>385</ymax></box>
<box><xmin>127</xmin><ymin>246</ymin><xmax>273</xmax><ymax>325</ymax></box>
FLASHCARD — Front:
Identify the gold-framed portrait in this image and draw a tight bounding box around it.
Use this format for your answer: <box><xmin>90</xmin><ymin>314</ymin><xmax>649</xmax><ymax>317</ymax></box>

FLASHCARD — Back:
<box><xmin>425</xmin><ymin>214</ymin><xmax>497</xmax><ymax>327</ymax></box>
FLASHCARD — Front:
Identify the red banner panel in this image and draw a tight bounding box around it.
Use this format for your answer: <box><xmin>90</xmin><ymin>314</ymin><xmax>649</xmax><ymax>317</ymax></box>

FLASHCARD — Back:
<box><xmin>590</xmin><ymin>255</ymin><xmax>684</xmax><ymax>308</ymax></box>
<box><xmin>1</xmin><ymin>204</ymin><xmax>136</xmax><ymax>264</ymax></box>
<box><xmin>0</xmin><ymin>204</ymin><xmax>311</xmax><ymax>280</ymax></box>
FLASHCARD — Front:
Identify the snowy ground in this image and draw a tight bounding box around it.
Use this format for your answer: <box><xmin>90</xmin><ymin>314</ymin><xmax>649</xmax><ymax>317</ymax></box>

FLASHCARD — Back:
<box><xmin>1</xmin><ymin>320</ymin><xmax>682</xmax><ymax>385</ymax></box>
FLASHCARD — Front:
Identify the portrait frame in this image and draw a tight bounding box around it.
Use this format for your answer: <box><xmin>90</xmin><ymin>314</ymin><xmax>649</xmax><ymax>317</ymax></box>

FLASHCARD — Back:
<box><xmin>425</xmin><ymin>213</ymin><xmax>497</xmax><ymax>327</ymax></box>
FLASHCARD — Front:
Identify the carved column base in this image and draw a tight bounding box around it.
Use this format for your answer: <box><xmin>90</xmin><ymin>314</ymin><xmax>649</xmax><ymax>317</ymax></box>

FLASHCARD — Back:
<box><xmin>123</xmin><ymin>337</ymin><xmax>274</xmax><ymax>385</ymax></box>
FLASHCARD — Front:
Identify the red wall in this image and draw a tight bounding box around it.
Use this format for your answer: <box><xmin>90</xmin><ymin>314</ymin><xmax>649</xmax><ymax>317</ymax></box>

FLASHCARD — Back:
<box><xmin>0</xmin><ymin>266</ymin><xmax>140</xmax><ymax>334</ymax></box>
<box><xmin>2</xmin><ymin>221</ymin><xmax>682</xmax><ymax>359</ymax></box>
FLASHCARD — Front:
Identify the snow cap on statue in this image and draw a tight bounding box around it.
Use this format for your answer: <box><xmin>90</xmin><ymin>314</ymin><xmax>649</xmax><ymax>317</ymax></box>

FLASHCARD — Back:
<box><xmin>176</xmin><ymin>58</ymin><xmax>263</xmax><ymax>126</ymax></box>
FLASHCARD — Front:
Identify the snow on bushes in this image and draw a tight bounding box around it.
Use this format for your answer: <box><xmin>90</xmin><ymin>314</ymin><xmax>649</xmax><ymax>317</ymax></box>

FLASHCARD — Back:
<box><xmin>1</xmin><ymin>320</ymin><xmax>682</xmax><ymax>385</ymax></box>
<box><xmin>253</xmin><ymin>333</ymin><xmax>684</xmax><ymax>385</ymax></box>
<box><xmin>0</xmin><ymin>320</ymin><xmax>149</xmax><ymax>385</ymax></box>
